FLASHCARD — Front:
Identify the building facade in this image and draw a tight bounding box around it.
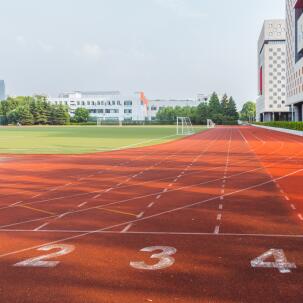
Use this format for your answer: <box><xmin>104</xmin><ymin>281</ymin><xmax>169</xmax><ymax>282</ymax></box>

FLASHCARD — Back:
<box><xmin>47</xmin><ymin>91</ymin><xmax>208</xmax><ymax>122</ymax></box>
<box><xmin>0</xmin><ymin>80</ymin><xmax>5</xmax><ymax>101</ymax></box>
<box><xmin>286</xmin><ymin>0</ymin><xmax>303</xmax><ymax>121</ymax></box>
<box><xmin>257</xmin><ymin>20</ymin><xmax>290</xmax><ymax>122</ymax></box>
<box><xmin>147</xmin><ymin>98</ymin><xmax>204</xmax><ymax>121</ymax></box>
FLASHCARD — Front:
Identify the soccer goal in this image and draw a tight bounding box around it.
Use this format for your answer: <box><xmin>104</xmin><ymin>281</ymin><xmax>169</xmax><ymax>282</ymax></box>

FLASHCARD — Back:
<box><xmin>207</xmin><ymin>119</ymin><xmax>216</xmax><ymax>129</ymax></box>
<box><xmin>97</xmin><ymin>118</ymin><xmax>123</xmax><ymax>127</ymax></box>
<box><xmin>176</xmin><ymin>117</ymin><xmax>194</xmax><ymax>135</ymax></box>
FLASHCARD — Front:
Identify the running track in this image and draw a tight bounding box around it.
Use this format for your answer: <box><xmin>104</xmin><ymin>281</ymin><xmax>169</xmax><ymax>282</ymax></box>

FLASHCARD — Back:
<box><xmin>0</xmin><ymin>126</ymin><xmax>302</xmax><ymax>302</ymax></box>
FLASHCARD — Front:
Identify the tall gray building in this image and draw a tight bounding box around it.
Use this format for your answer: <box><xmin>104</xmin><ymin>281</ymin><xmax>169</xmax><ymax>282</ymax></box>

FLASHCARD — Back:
<box><xmin>286</xmin><ymin>0</ymin><xmax>303</xmax><ymax>121</ymax></box>
<box><xmin>0</xmin><ymin>80</ymin><xmax>5</xmax><ymax>101</ymax></box>
<box><xmin>256</xmin><ymin>20</ymin><xmax>290</xmax><ymax>122</ymax></box>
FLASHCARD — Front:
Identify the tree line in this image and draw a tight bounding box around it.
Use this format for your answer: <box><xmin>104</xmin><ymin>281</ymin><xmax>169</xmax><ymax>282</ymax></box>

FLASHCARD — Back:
<box><xmin>156</xmin><ymin>92</ymin><xmax>239</xmax><ymax>125</ymax></box>
<box><xmin>0</xmin><ymin>96</ymin><xmax>70</xmax><ymax>125</ymax></box>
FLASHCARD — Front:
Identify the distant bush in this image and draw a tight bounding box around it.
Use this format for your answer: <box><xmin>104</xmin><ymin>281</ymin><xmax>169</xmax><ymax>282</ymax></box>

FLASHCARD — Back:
<box><xmin>253</xmin><ymin>121</ymin><xmax>303</xmax><ymax>131</ymax></box>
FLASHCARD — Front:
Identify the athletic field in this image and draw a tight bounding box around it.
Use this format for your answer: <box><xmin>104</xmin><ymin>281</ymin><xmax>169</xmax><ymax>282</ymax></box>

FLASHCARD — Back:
<box><xmin>0</xmin><ymin>125</ymin><xmax>205</xmax><ymax>154</ymax></box>
<box><xmin>0</xmin><ymin>126</ymin><xmax>303</xmax><ymax>302</ymax></box>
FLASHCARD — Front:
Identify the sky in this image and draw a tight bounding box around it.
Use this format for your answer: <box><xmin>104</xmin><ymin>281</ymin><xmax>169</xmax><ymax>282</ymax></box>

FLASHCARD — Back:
<box><xmin>0</xmin><ymin>0</ymin><xmax>285</xmax><ymax>108</ymax></box>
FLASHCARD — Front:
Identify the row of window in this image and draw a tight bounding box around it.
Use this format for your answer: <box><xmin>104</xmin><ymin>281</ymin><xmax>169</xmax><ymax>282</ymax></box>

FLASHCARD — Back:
<box><xmin>269</xmin><ymin>104</ymin><xmax>284</xmax><ymax>108</ymax></box>
<box><xmin>53</xmin><ymin>100</ymin><xmax>133</xmax><ymax>106</ymax></box>
<box><xmin>87</xmin><ymin>109</ymin><xmax>132</xmax><ymax>114</ymax></box>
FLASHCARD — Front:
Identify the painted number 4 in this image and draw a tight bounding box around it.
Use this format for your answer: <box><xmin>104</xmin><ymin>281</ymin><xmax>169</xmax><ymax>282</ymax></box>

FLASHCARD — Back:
<box><xmin>251</xmin><ymin>249</ymin><xmax>296</xmax><ymax>274</ymax></box>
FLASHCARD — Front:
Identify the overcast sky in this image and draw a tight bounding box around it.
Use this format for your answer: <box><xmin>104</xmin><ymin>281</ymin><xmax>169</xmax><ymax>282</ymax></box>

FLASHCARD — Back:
<box><xmin>0</xmin><ymin>0</ymin><xmax>285</xmax><ymax>108</ymax></box>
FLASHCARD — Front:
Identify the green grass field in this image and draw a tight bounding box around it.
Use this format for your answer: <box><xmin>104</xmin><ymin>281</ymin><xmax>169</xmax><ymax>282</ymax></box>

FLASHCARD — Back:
<box><xmin>0</xmin><ymin>125</ymin><xmax>206</xmax><ymax>154</ymax></box>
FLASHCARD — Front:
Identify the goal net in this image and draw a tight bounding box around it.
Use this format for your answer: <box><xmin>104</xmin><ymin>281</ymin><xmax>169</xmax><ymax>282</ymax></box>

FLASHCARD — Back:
<box><xmin>207</xmin><ymin>119</ymin><xmax>216</xmax><ymax>129</ymax></box>
<box><xmin>176</xmin><ymin>117</ymin><xmax>194</xmax><ymax>135</ymax></box>
<box><xmin>97</xmin><ymin>118</ymin><xmax>123</xmax><ymax>127</ymax></box>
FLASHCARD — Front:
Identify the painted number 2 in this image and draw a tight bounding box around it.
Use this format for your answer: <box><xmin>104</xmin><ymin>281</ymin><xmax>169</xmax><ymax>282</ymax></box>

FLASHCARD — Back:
<box><xmin>14</xmin><ymin>244</ymin><xmax>75</xmax><ymax>268</ymax></box>
<box><xmin>130</xmin><ymin>246</ymin><xmax>177</xmax><ymax>271</ymax></box>
<box><xmin>251</xmin><ymin>249</ymin><xmax>297</xmax><ymax>274</ymax></box>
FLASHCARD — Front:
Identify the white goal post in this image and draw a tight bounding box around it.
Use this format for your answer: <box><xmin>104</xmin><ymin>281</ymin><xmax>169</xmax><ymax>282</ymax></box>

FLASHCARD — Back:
<box><xmin>207</xmin><ymin>119</ymin><xmax>216</xmax><ymax>129</ymax></box>
<box><xmin>97</xmin><ymin>118</ymin><xmax>122</xmax><ymax>127</ymax></box>
<box><xmin>176</xmin><ymin>117</ymin><xmax>194</xmax><ymax>135</ymax></box>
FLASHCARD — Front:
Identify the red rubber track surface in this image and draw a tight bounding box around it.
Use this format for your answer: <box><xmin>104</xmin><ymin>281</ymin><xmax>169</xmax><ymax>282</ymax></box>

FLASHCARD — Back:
<box><xmin>0</xmin><ymin>126</ymin><xmax>302</xmax><ymax>303</ymax></box>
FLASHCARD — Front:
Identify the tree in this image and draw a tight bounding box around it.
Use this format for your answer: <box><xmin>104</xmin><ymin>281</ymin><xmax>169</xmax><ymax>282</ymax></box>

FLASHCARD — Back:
<box><xmin>50</xmin><ymin>105</ymin><xmax>70</xmax><ymax>125</ymax></box>
<box><xmin>17</xmin><ymin>106</ymin><xmax>34</xmax><ymax>125</ymax></box>
<box><xmin>196</xmin><ymin>103</ymin><xmax>210</xmax><ymax>124</ymax></box>
<box><xmin>74</xmin><ymin>108</ymin><xmax>90</xmax><ymax>123</ymax></box>
<box><xmin>240</xmin><ymin>101</ymin><xmax>256</xmax><ymax>122</ymax></box>
<box><xmin>208</xmin><ymin>92</ymin><xmax>222</xmax><ymax>123</ymax></box>
<box><xmin>7</xmin><ymin>105</ymin><xmax>34</xmax><ymax>125</ymax></box>
<box><xmin>220</xmin><ymin>94</ymin><xmax>229</xmax><ymax>116</ymax></box>
<box><xmin>226</xmin><ymin>97</ymin><xmax>239</xmax><ymax>121</ymax></box>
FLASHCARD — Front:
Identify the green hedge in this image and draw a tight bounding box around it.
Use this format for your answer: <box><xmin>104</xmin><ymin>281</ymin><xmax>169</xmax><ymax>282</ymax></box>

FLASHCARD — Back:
<box><xmin>253</xmin><ymin>121</ymin><xmax>303</xmax><ymax>131</ymax></box>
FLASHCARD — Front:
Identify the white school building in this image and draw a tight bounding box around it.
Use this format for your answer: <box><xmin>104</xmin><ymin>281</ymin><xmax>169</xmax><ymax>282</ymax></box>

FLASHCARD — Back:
<box><xmin>47</xmin><ymin>91</ymin><xmax>209</xmax><ymax>122</ymax></box>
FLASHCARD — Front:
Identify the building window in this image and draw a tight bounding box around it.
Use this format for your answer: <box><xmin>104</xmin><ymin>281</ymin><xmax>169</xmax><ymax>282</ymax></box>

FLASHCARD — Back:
<box><xmin>124</xmin><ymin>100</ymin><xmax>132</xmax><ymax>106</ymax></box>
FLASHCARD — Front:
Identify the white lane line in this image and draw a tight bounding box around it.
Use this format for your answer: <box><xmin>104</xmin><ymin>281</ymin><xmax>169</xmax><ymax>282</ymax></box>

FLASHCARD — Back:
<box><xmin>64</xmin><ymin>183</ymin><xmax>72</xmax><ymax>187</ymax></box>
<box><xmin>174</xmin><ymin>178</ymin><xmax>178</xmax><ymax>182</ymax></box>
<box><xmin>49</xmin><ymin>188</ymin><xmax>57</xmax><ymax>192</ymax></box>
<box><xmin>298</xmin><ymin>214</ymin><xmax>303</xmax><ymax>221</ymax></box>
<box><xmin>105</xmin><ymin>188</ymin><xmax>113</xmax><ymax>193</ymax></box>
<box><xmin>156</xmin><ymin>195</ymin><xmax>161</xmax><ymax>200</ymax></box>
<box><xmin>220</xmin><ymin>196</ymin><xmax>224</xmax><ymax>200</ymax></box>
<box><xmin>214</xmin><ymin>225</ymin><xmax>220</xmax><ymax>234</ymax></box>
<box><xmin>217</xmin><ymin>214</ymin><xmax>222</xmax><ymax>221</ymax></box>
<box><xmin>58</xmin><ymin>212</ymin><xmax>69</xmax><ymax>219</ymax></box>
<box><xmin>219</xmin><ymin>204</ymin><xmax>223</xmax><ymax>210</ymax></box>
<box><xmin>285</xmin><ymin>195</ymin><xmax>290</xmax><ymax>201</ymax></box>
<box><xmin>148</xmin><ymin>202</ymin><xmax>154</xmax><ymax>208</ymax></box>
<box><xmin>9</xmin><ymin>201</ymin><xmax>23</xmax><ymax>207</ymax></box>
<box><xmin>34</xmin><ymin>222</ymin><xmax>49</xmax><ymax>231</ymax></box>
<box><xmin>32</xmin><ymin>194</ymin><xmax>41</xmax><ymax>198</ymax></box>
<box><xmin>78</xmin><ymin>202</ymin><xmax>87</xmax><ymax>208</ymax></box>
<box><xmin>169</xmin><ymin>183</ymin><xmax>173</xmax><ymax>187</ymax></box>
<box><xmin>290</xmin><ymin>204</ymin><xmax>296</xmax><ymax>210</ymax></box>
<box><xmin>136</xmin><ymin>212</ymin><xmax>145</xmax><ymax>219</ymax></box>
<box><xmin>2</xmin><ymin>167</ymin><xmax>303</xmax><ymax>245</ymax></box>
<box><xmin>8</xmin><ymin>146</ymin><xmax>287</xmax><ymax>212</ymax></box>
<box><xmin>3</xmin><ymin>229</ymin><xmax>303</xmax><ymax>238</ymax></box>
<box><xmin>93</xmin><ymin>194</ymin><xmax>101</xmax><ymax>199</ymax></box>
<box><xmin>121</xmin><ymin>223</ymin><xmax>133</xmax><ymax>233</ymax></box>
<box><xmin>280</xmin><ymin>189</ymin><xmax>285</xmax><ymax>194</ymax></box>
<box><xmin>163</xmin><ymin>189</ymin><xmax>168</xmax><ymax>193</ymax></box>
<box><xmin>221</xmin><ymin>189</ymin><xmax>225</xmax><ymax>194</ymax></box>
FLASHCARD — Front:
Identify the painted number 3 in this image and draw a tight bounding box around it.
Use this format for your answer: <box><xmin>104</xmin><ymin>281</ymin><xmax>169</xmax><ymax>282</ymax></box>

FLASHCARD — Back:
<box><xmin>130</xmin><ymin>246</ymin><xmax>177</xmax><ymax>270</ymax></box>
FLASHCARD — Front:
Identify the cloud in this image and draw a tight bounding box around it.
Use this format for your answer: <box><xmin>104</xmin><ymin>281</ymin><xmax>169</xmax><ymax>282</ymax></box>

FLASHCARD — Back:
<box><xmin>38</xmin><ymin>42</ymin><xmax>54</xmax><ymax>53</ymax></box>
<box><xmin>75</xmin><ymin>43</ymin><xmax>103</xmax><ymax>60</ymax></box>
<box><xmin>15</xmin><ymin>35</ymin><xmax>26</xmax><ymax>46</ymax></box>
<box><xmin>154</xmin><ymin>0</ymin><xmax>205</xmax><ymax>18</ymax></box>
